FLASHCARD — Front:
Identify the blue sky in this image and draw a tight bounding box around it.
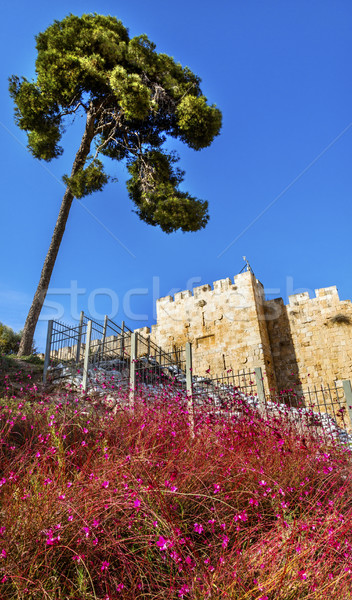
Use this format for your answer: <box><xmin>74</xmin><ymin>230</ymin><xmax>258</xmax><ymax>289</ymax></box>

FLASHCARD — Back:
<box><xmin>1</xmin><ymin>0</ymin><xmax>352</xmax><ymax>351</ymax></box>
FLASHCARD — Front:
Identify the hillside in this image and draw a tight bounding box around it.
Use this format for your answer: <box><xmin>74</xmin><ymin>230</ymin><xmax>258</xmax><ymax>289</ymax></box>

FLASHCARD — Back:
<box><xmin>0</xmin><ymin>363</ymin><xmax>351</xmax><ymax>599</ymax></box>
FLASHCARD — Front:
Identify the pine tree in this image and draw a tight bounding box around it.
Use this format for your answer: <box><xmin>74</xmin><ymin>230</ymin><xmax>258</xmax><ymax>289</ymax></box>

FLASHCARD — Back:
<box><xmin>9</xmin><ymin>14</ymin><xmax>222</xmax><ymax>355</ymax></box>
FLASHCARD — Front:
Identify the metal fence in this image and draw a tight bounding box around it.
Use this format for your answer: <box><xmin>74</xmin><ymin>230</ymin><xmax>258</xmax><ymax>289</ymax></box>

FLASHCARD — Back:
<box><xmin>43</xmin><ymin>313</ymin><xmax>133</xmax><ymax>386</ymax></box>
<box><xmin>43</xmin><ymin>314</ymin><xmax>187</xmax><ymax>394</ymax></box>
<box><xmin>190</xmin><ymin>362</ymin><xmax>352</xmax><ymax>443</ymax></box>
<box><xmin>43</xmin><ymin>320</ymin><xmax>352</xmax><ymax>443</ymax></box>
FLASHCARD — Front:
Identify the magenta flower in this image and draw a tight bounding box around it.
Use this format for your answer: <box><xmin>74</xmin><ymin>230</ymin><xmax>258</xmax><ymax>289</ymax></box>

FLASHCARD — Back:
<box><xmin>101</xmin><ymin>560</ymin><xmax>110</xmax><ymax>571</ymax></box>
<box><xmin>194</xmin><ymin>523</ymin><xmax>203</xmax><ymax>534</ymax></box>
<box><xmin>156</xmin><ymin>535</ymin><xmax>168</xmax><ymax>550</ymax></box>
<box><xmin>101</xmin><ymin>481</ymin><xmax>109</xmax><ymax>489</ymax></box>
<box><xmin>116</xmin><ymin>583</ymin><xmax>124</xmax><ymax>592</ymax></box>
<box><xmin>178</xmin><ymin>585</ymin><xmax>190</xmax><ymax>598</ymax></box>
<box><xmin>222</xmin><ymin>535</ymin><xmax>229</xmax><ymax>548</ymax></box>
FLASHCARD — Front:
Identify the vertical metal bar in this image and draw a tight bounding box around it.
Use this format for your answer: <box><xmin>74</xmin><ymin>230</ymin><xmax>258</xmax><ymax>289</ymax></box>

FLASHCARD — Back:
<box><xmin>121</xmin><ymin>321</ymin><xmax>125</xmax><ymax>359</ymax></box>
<box><xmin>342</xmin><ymin>380</ymin><xmax>352</xmax><ymax>430</ymax></box>
<box><xmin>186</xmin><ymin>342</ymin><xmax>193</xmax><ymax>396</ymax></box>
<box><xmin>82</xmin><ymin>320</ymin><xmax>92</xmax><ymax>393</ymax></box>
<box><xmin>43</xmin><ymin>320</ymin><xmax>54</xmax><ymax>383</ymax></box>
<box><xmin>76</xmin><ymin>311</ymin><xmax>84</xmax><ymax>364</ymax></box>
<box><xmin>129</xmin><ymin>332</ymin><xmax>138</xmax><ymax>408</ymax></box>
<box><xmin>185</xmin><ymin>342</ymin><xmax>195</xmax><ymax>438</ymax></box>
<box><xmin>101</xmin><ymin>314</ymin><xmax>108</xmax><ymax>361</ymax></box>
<box><xmin>255</xmin><ymin>367</ymin><xmax>266</xmax><ymax>403</ymax></box>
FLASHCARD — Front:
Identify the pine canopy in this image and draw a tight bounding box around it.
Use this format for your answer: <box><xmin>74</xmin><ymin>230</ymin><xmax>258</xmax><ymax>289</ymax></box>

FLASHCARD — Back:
<box><xmin>10</xmin><ymin>13</ymin><xmax>222</xmax><ymax>233</ymax></box>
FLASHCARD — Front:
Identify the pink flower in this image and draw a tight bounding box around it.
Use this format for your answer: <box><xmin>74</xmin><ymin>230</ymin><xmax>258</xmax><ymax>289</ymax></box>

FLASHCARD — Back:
<box><xmin>101</xmin><ymin>560</ymin><xmax>110</xmax><ymax>571</ymax></box>
<box><xmin>58</xmin><ymin>494</ymin><xmax>66</xmax><ymax>500</ymax></box>
<box><xmin>156</xmin><ymin>535</ymin><xmax>168</xmax><ymax>550</ymax></box>
<box><xmin>134</xmin><ymin>498</ymin><xmax>141</xmax><ymax>508</ymax></box>
<box><xmin>116</xmin><ymin>583</ymin><xmax>124</xmax><ymax>592</ymax></box>
<box><xmin>1</xmin><ymin>549</ymin><xmax>6</xmax><ymax>558</ymax></box>
<box><xmin>101</xmin><ymin>481</ymin><xmax>109</xmax><ymax>489</ymax></box>
<box><xmin>222</xmin><ymin>535</ymin><xmax>229</xmax><ymax>548</ymax></box>
<box><xmin>194</xmin><ymin>523</ymin><xmax>203</xmax><ymax>534</ymax></box>
<box><xmin>178</xmin><ymin>585</ymin><xmax>190</xmax><ymax>597</ymax></box>
<box><xmin>298</xmin><ymin>570</ymin><xmax>307</xmax><ymax>581</ymax></box>
<box><xmin>72</xmin><ymin>554</ymin><xmax>85</xmax><ymax>563</ymax></box>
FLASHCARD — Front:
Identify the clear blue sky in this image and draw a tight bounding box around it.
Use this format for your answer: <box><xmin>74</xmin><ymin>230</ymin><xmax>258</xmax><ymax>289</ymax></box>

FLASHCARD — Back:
<box><xmin>1</xmin><ymin>0</ymin><xmax>352</xmax><ymax>351</ymax></box>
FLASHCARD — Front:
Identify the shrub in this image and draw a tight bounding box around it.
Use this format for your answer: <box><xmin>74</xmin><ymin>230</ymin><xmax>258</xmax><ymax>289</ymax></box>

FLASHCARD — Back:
<box><xmin>0</xmin><ymin>322</ymin><xmax>21</xmax><ymax>354</ymax></box>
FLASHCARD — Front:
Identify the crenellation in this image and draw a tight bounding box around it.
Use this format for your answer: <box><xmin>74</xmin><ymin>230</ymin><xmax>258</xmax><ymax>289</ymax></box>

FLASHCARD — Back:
<box><xmin>213</xmin><ymin>277</ymin><xmax>232</xmax><ymax>292</ymax></box>
<box><xmin>288</xmin><ymin>292</ymin><xmax>310</xmax><ymax>305</ymax></box>
<box><xmin>157</xmin><ymin>295</ymin><xmax>174</xmax><ymax>304</ymax></box>
<box><xmin>193</xmin><ymin>284</ymin><xmax>212</xmax><ymax>298</ymax></box>
<box><xmin>315</xmin><ymin>286</ymin><xmax>339</xmax><ymax>299</ymax></box>
<box><xmin>174</xmin><ymin>290</ymin><xmax>192</xmax><ymax>301</ymax></box>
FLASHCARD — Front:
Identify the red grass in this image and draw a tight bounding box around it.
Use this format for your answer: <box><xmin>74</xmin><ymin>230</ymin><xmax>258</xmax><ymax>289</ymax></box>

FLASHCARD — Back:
<box><xmin>0</xmin><ymin>368</ymin><xmax>352</xmax><ymax>599</ymax></box>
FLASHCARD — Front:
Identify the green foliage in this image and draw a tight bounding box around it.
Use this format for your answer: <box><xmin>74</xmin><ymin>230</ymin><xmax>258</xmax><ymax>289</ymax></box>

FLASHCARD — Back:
<box><xmin>63</xmin><ymin>159</ymin><xmax>108</xmax><ymax>198</ymax></box>
<box><xmin>110</xmin><ymin>66</ymin><xmax>152</xmax><ymax>120</ymax></box>
<box><xmin>0</xmin><ymin>323</ymin><xmax>22</xmax><ymax>355</ymax></box>
<box><xmin>9</xmin><ymin>13</ymin><xmax>222</xmax><ymax>231</ymax></box>
<box><xmin>127</xmin><ymin>150</ymin><xmax>208</xmax><ymax>232</ymax></box>
<box><xmin>176</xmin><ymin>95</ymin><xmax>222</xmax><ymax>150</ymax></box>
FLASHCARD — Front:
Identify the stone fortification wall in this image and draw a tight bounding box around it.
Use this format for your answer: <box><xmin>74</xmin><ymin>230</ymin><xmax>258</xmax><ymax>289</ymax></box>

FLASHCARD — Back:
<box><xmin>265</xmin><ymin>286</ymin><xmax>352</xmax><ymax>390</ymax></box>
<box><xmin>141</xmin><ymin>272</ymin><xmax>352</xmax><ymax>392</ymax></box>
<box><xmin>148</xmin><ymin>271</ymin><xmax>277</xmax><ymax>391</ymax></box>
<box><xmin>53</xmin><ymin>271</ymin><xmax>352</xmax><ymax>393</ymax></box>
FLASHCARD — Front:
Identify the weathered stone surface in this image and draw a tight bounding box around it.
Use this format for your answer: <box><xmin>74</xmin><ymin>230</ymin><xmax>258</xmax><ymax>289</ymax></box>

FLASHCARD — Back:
<box><xmin>147</xmin><ymin>271</ymin><xmax>352</xmax><ymax>393</ymax></box>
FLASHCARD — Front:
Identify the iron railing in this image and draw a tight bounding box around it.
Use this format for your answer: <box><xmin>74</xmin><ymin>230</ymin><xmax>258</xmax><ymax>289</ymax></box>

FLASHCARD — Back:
<box><xmin>43</xmin><ymin>320</ymin><xmax>352</xmax><ymax>444</ymax></box>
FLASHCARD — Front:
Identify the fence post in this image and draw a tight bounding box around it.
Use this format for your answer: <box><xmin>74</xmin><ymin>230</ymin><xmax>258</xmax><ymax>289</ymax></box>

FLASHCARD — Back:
<box><xmin>82</xmin><ymin>320</ymin><xmax>92</xmax><ymax>393</ymax></box>
<box><xmin>101</xmin><ymin>314</ymin><xmax>108</xmax><ymax>360</ymax></box>
<box><xmin>185</xmin><ymin>342</ymin><xmax>195</xmax><ymax>438</ymax></box>
<box><xmin>121</xmin><ymin>321</ymin><xmax>125</xmax><ymax>359</ymax></box>
<box><xmin>76</xmin><ymin>311</ymin><xmax>84</xmax><ymax>364</ymax></box>
<box><xmin>129</xmin><ymin>332</ymin><xmax>138</xmax><ymax>408</ymax></box>
<box><xmin>254</xmin><ymin>367</ymin><xmax>266</xmax><ymax>403</ymax></box>
<box><xmin>43</xmin><ymin>320</ymin><xmax>53</xmax><ymax>383</ymax></box>
<box><xmin>342</xmin><ymin>380</ymin><xmax>352</xmax><ymax>429</ymax></box>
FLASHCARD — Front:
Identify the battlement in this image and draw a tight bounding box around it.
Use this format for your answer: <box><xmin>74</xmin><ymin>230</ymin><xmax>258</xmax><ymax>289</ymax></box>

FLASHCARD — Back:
<box><xmin>156</xmin><ymin>270</ymin><xmax>259</xmax><ymax>305</ymax></box>
<box><xmin>288</xmin><ymin>286</ymin><xmax>341</xmax><ymax>307</ymax></box>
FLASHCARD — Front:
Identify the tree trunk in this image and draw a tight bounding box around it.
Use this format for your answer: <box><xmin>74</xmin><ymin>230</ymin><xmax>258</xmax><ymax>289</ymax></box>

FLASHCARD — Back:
<box><xmin>18</xmin><ymin>105</ymin><xmax>97</xmax><ymax>356</ymax></box>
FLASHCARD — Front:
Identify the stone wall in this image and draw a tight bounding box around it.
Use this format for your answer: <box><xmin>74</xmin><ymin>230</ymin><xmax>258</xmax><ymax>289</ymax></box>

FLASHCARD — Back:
<box><xmin>53</xmin><ymin>270</ymin><xmax>352</xmax><ymax>393</ymax></box>
<box><xmin>147</xmin><ymin>271</ymin><xmax>277</xmax><ymax>391</ymax></box>
<box><xmin>266</xmin><ymin>286</ymin><xmax>352</xmax><ymax>390</ymax></box>
<box><xmin>139</xmin><ymin>271</ymin><xmax>352</xmax><ymax>392</ymax></box>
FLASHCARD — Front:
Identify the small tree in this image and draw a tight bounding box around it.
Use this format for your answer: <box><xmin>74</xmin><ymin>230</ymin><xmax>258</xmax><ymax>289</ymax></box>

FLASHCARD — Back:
<box><xmin>0</xmin><ymin>323</ymin><xmax>22</xmax><ymax>355</ymax></box>
<box><xmin>10</xmin><ymin>14</ymin><xmax>222</xmax><ymax>356</ymax></box>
